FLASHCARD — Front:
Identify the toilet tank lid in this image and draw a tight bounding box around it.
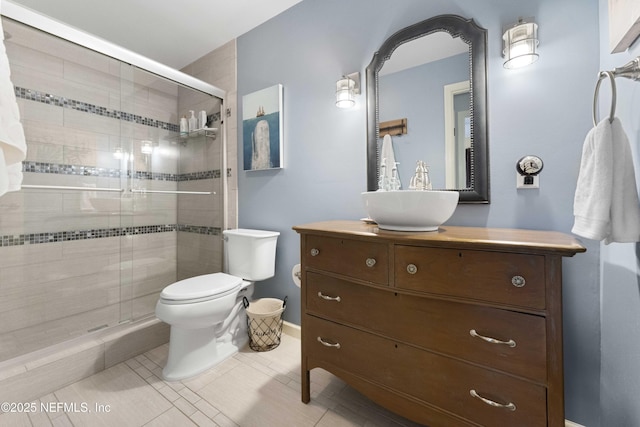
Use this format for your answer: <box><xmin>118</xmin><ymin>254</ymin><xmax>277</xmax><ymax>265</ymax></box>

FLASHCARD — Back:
<box><xmin>223</xmin><ymin>228</ymin><xmax>280</xmax><ymax>238</ymax></box>
<box><xmin>160</xmin><ymin>273</ymin><xmax>242</xmax><ymax>301</ymax></box>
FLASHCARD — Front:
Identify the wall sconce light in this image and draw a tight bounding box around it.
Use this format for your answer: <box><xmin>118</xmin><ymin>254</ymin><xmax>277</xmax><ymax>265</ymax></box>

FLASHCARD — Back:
<box><xmin>141</xmin><ymin>141</ymin><xmax>153</xmax><ymax>154</ymax></box>
<box><xmin>502</xmin><ymin>18</ymin><xmax>539</xmax><ymax>69</ymax></box>
<box><xmin>113</xmin><ymin>147</ymin><xmax>123</xmax><ymax>159</ymax></box>
<box><xmin>336</xmin><ymin>72</ymin><xmax>360</xmax><ymax>108</ymax></box>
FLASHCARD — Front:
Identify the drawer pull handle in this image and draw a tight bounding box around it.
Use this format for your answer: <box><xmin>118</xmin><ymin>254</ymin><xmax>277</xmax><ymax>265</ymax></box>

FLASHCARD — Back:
<box><xmin>317</xmin><ymin>337</ymin><xmax>341</xmax><ymax>349</ymax></box>
<box><xmin>470</xmin><ymin>329</ymin><xmax>516</xmax><ymax>348</ymax></box>
<box><xmin>470</xmin><ymin>389</ymin><xmax>516</xmax><ymax>411</ymax></box>
<box><xmin>406</xmin><ymin>264</ymin><xmax>418</xmax><ymax>275</ymax></box>
<box><xmin>365</xmin><ymin>258</ymin><xmax>376</xmax><ymax>268</ymax></box>
<box><xmin>310</xmin><ymin>248</ymin><xmax>320</xmax><ymax>257</ymax></box>
<box><xmin>318</xmin><ymin>292</ymin><xmax>341</xmax><ymax>303</ymax></box>
<box><xmin>511</xmin><ymin>275</ymin><xmax>526</xmax><ymax>287</ymax></box>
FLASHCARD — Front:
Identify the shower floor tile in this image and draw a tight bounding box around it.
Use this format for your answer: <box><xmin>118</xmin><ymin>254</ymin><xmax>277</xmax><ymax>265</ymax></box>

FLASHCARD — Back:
<box><xmin>0</xmin><ymin>334</ymin><xmax>422</xmax><ymax>427</ymax></box>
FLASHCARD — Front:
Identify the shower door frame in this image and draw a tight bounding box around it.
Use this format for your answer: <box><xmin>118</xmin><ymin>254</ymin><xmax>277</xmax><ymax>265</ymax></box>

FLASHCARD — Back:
<box><xmin>1</xmin><ymin>1</ymin><xmax>225</xmax><ymax>99</ymax></box>
<box><xmin>1</xmin><ymin>1</ymin><xmax>229</xmax><ymax>331</ymax></box>
<box><xmin>1</xmin><ymin>0</ymin><xmax>229</xmax><ymax>231</ymax></box>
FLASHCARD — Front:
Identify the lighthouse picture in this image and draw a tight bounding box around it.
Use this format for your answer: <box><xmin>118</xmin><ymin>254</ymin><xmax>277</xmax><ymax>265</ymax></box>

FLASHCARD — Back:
<box><xmin>242</xmin><ymin>84</ymin><xmax>283</xmax><ymax>171</ymax></box>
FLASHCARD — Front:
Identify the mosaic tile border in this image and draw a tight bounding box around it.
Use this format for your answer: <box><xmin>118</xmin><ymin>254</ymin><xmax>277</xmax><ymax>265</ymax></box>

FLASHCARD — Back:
<box><xmin>177</xmin><ymin>225</ymin><xmax>221</xmax><ymax>235</ymax></box>
<box><xmin>15</xmin><ymin>86</ymin><xmax>181</xmax><ymax>133</ymax></box>
<box><xmin>0</xmin><ymin>224</ymin><xmax>222</xmax><ymax>248</ymax></box>
<box><xmin>22</xmin><ymin>161</ymin><xmax>222</xmax><ymax>182</ymax></box>
<box><xmin>23</xmin><ymin>161</ymin><xmax>122</xmax><ymax>178</ymax></box>
<box><xmin>16</xmin><ymin>85</ymin><xmax>225</xmax><ymax>182</ymax></box>
<box><xmin>179</xmin><ymin>170</ymin><xmax>222</xmax><ymax>181</ymax></box>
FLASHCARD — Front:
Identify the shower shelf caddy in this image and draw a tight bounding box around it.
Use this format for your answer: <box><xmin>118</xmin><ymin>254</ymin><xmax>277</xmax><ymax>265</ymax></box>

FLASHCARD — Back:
<box><xmin>176</xmin><ymin>127</ymin><xmax>218</xmax><ymax>142</ymax></box>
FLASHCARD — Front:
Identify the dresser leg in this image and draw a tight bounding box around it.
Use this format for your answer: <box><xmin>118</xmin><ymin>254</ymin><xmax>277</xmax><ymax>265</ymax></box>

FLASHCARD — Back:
<box><xmin>302</xmin><ymin>367</ymin><xmax>310</xmax><ymax>403</ymax></box>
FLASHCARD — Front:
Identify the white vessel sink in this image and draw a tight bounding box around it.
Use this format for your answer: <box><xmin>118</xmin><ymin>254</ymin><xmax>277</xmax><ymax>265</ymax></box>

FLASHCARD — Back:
<box><xmin>362</xmin><ymin>190</ymin><xmax>459</xmax><ymax>231</ymax></box>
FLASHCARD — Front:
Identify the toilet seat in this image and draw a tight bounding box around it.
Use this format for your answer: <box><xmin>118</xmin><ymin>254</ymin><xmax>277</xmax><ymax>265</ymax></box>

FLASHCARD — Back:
<box><xmin>160</xmin><ymin>273</ymin><xmax>243</xmax><ymax>305</ymax></box>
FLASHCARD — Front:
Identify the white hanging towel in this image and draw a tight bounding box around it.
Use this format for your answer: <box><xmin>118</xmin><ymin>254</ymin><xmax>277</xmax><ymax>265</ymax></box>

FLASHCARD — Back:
<box><xmin>0</xmin><ymin>10</ymin><xmax>26</xmax><ymax>198</ymax></box>
<box><xmin>572</xmin><ymin>117</ymin><xmax>640</xmax><ymax>244</ymax></box>
<box><xmin>380</xmin><ymin>134</ymin><xmax>401</xmax><ymax>188</ymax></box>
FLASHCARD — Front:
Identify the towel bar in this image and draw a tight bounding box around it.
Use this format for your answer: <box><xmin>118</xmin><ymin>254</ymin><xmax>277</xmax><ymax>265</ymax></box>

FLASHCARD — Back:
<box><xmin>22</xmin><ymin>185</ymin><xmax>124</xmax><ymax>192</ymax></box>
<box><xmin>130</xmin><ymin>189</ymin><xmax>213</xmax><ymax>195</ymax></box>
<box><xmin>20</xmin><ymin>186</ymin><xmax>213</xmax><ymax>195</ymax></box>
<box><xmin>379</xmin><ymin>118</ymin><xmax>407</xmax><ymax>137</ymax></box>
<box><xmin>592</xmin><ymin>56</ymin><xmax>640</xmax><ymax>126</ymax></box>
<box><xmin>593</xmin><ymin>71</ymin><xmax>616</xmax><ymax>126</ymax></box>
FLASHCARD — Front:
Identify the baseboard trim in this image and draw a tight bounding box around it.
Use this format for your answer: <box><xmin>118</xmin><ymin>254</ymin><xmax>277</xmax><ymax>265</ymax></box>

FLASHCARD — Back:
<box><xmin>283</xmin><ymin>320</ymin><xmax>301</xmax><ymax>339</ymax></box>
<box><xmin>566</xmin><ymin>421</ymin><xmax>585</xmax><ymax>427</ymax></box>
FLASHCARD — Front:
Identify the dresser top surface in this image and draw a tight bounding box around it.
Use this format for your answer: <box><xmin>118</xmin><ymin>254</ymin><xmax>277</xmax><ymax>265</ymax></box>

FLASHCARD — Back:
<box><xmin>293</xmin><ymin>220</ymin><xmax>586</xmax><ymax>256</ymax></box>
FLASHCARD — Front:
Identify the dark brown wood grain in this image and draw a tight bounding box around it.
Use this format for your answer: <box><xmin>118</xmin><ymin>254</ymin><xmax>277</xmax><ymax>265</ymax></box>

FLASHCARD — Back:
<box><xmin>295</xmin><ymin>220</ymin><xmax>586</xmax><ymax>427</ymax></box>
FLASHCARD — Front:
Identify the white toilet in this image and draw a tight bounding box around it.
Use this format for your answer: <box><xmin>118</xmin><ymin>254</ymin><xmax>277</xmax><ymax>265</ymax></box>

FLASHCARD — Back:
<box><xmin>155</xmin><ymin>228</ymin><xmax>279</xmax><ymax>381</ymax></box>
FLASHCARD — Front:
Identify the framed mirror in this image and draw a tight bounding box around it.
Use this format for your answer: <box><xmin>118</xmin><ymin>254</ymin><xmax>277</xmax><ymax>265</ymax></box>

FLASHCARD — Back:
<box><xmin>366</xmin><ymin>15</ymin><xmax>489</xmax><ymax>203</ymax></box>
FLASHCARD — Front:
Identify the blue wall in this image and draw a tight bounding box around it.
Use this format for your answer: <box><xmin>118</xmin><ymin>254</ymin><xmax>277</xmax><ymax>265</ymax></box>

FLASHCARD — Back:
<box><xmin>237</xmin><ymin>0</ymin><xmax>600</xmax><ymax>424</ymax></box>
<box><xmin>379</xmin><ymin>53</ymin><xmax>469</xmax><ymax>187</ymax></box>
<box><xmin>597</xmin><ymin>0</ymin><xmax>640</xmax><ymax>426</ymax></box>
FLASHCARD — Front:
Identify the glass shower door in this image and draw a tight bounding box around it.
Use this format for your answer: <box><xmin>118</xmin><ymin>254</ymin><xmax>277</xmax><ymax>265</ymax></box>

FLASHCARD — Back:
<box><xmin>116</xmin><ymin>65</ymin><xmax>225</xmax><ymax>325</ymax></box>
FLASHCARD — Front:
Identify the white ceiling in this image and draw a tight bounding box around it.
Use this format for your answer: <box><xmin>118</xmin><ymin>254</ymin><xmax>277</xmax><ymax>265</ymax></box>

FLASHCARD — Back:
<box><xmin>5</xmin><ymin>0</ymin><xmax>303</xmax><ymax>69</ymax></box>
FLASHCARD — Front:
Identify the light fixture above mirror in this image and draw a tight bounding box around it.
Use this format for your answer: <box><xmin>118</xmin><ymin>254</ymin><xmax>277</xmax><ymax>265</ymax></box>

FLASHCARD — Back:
<box><xmin>336</xmin><ymin>72</ymin><xmax>360</xmax><ymax>108</ymax></box>
<box><xmin>502</xmin><ymin>18</ymin><xmax>539</xmax><ymax>69</ymax></box>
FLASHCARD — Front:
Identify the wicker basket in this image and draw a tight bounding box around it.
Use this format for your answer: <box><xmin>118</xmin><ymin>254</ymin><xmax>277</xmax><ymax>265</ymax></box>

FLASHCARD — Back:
<box><xmin>243</xmin><ymin>296</ymin><xmax>287</xmax><ymax>352</ymax></box>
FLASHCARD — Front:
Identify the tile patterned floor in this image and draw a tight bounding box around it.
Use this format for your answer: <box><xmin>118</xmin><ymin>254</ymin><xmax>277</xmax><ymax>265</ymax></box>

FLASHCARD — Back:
<box><xmin>0</xmin><ymin>335</ymin><xmax>422</xmax><ymax>427</ymax></box>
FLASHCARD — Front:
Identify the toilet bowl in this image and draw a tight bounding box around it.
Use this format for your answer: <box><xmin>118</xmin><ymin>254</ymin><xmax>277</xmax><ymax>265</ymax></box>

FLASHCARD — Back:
<box><xmin>155</xmin><ymin>273</ymin><xmax>246</xmax><ymax>381</ymax></box>
<box><xmin>155</xmin><ymin>228</ymin><xmax>279</xmax><ymax>381</ymax></box>
<box><xmin>157</xmin><ymin>273</ymin><xmax>243</xmax><ymax>326</ymax></box>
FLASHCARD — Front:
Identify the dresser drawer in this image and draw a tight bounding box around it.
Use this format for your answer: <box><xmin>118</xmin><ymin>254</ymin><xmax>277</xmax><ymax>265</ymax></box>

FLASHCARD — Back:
<box><xmin>305</xmin><ymin>315</ymin><xmax>547</xmax><ymax>427</ymax></box>
<box><xmin>304</xmin><ymin>235</ymin><xmax>388</xmax><ymax>285</ymax></box>
<box><xmin>305</xmin><ymin>271</ymin><xmax>546</xmax><ymax>382</ymax></box>
<box><xmin>394</xmin><ymin>246</ymin><xmax>546</xmax><ymax>309</ymax></box>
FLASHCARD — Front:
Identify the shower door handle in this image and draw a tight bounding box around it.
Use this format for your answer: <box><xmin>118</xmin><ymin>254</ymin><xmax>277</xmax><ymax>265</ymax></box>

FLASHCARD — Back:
<box><xmin>130</xmin><ymin>189</ymin><xmax>214</xmax><ymax>195</ymax></box>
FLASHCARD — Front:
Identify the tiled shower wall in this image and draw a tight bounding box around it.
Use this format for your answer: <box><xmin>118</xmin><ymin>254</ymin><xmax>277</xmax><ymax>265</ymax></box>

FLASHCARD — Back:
<box><xmin>0</xmin><ymin>18</ymin><xmax>225</xmax><ymax>362</ymax></box>
<box><xmin>176</xmin><ymin>89</ymin><xmax>224</xmax><ymax>280</ymax></box>
<box><xmin>180</xmin><ymin>39</ymin><xmax>239</xmax><ymax>225</ymax></box>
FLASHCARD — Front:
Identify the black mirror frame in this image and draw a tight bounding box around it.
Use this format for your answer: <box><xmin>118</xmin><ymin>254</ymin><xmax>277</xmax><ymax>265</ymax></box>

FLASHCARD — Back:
<box><xmin>366</xmin><ymin>14</ymin><xmax>489</xmax><ymax>203</ymax></box>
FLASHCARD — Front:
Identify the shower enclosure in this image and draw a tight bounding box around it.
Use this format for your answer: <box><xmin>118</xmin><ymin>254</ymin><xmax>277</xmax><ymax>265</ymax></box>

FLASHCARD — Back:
<box><xmin>0</xmin><ymin>9</ymin><xmax>227</xmax><ymax>364</ymax></box>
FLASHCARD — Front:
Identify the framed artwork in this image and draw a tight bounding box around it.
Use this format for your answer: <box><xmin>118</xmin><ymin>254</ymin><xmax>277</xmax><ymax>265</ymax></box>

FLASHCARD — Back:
<box><xmin>242</xmin><ymin>84</ymin><xmax>283</xmax><ymax>171</ymax></box>
<box><xmin>609</xmin><ymin>0</ymin><xmax>640</xmax><ymax>53</ymax></box>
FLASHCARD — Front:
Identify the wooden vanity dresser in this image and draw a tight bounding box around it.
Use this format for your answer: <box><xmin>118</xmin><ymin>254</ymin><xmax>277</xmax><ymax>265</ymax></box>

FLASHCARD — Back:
<box><xmin>293</xmin><ymin>220</ymin><xmax>585</xmax><ymax>427</ymax></box>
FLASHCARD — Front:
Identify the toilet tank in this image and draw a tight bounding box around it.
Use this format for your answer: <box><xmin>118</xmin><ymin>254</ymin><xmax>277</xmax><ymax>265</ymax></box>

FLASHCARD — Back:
<box><xmin>223</xmin><ymin>229</ymin><xmax>279</xmax><ymax>281</ymax></box>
